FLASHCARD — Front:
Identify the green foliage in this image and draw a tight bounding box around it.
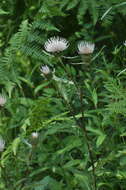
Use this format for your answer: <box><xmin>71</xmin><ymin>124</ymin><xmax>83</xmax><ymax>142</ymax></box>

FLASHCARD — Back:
<box><xmin>1</xmin><ymin>0</ymin><xmax>126</xmax><ymax>190</ymax></box>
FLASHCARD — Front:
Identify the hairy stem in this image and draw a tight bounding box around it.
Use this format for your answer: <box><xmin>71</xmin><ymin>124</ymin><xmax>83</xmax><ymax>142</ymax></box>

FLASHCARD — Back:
<box><xmin>79</xmin><ymin>87</ymin><xmax>97</xmax><ymax>190</ymax></box>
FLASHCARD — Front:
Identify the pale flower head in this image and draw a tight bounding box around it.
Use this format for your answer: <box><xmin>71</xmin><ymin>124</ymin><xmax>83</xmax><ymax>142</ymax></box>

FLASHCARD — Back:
<box><xmin>78</xmin><ymin>41</ymin><xmax>95</xmax><ymax>55</ymax></box>
<box><xmin>0</xmin><ymin>95</ymin><xmax>6</xmax><ymax>106</ymax></box>
<box><xmin>0</xmin><ymin>137</ymin><xmax>5</xmax><ymax>152</ymax></box>
<box><xmin>124</xmin><ymin>41</ymin><xmax>126</xmax><ymax>46</ymax></box>
<box><xmin>44</xmin><ymin>36</ymin><xmax>69</xmax><ymax>53</ymax></box>
<box><xmin>40</xmin><ymin>65</ymin><xmax>50</xmax><ymax>75</ymax></box>
<box><xmin>31</xmin><ymin>132</ymin><xmax>39</xmax><ymax>139</ymax></box>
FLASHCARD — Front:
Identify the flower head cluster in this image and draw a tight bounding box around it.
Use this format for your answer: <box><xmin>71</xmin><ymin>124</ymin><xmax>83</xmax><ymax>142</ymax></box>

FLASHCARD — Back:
<box><xmin>78</xmin><ymin>41</ymin><xmax>95</xmax><ymax>55</ymax></box>
<box><xmin>0</xmin><ymin>95</ymin><xmax>6</xmax><ymax>106</ymax></box>
<box><xmin>44</xmin><ymin>37</ymin><xmax>69</xmax><ymax>53</ymax></box>
<box><xmin>31</xmin><ymin>132</ymin><xmax>39</xmax><ymax>139</ymax></box>
<box><xmin>0</xmin><ymin>137</ymin><xmax>5</xmax><ymax>152</ymax></box>
<box><xmin>124</xmin><ymin>41</ymin><xmax>126</xmax><ymax>46</ymax></box>
<box><xmin>40</xmin><ymin>65</ymin><xmax>50</xmax><ymax>76</ymax></box>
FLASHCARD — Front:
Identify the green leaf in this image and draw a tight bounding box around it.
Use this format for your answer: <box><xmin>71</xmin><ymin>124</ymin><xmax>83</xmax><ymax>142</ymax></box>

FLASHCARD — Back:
<box><xmin>92</xmin><ymin>88</ymin><xmax>98</xmax><ymax>108</ymax></box>
<box><xmin>12</xmin><ymin>137</ymin><xmax>21</xmax><ymax>155</ymax></box>
<box><xmin>34</xmin><ymin>176</ymin><xmax>62</xmax><ymax>190</ymax></box>
<box><xmin>18</xmin><ymin>76</ymin><xmax>34</xmax><ymax>88</ymax></box>
<box><xmin>34</xmin><ymin>81</ymin><xmax>51</xmax><ymax>95</ymax></box>
<box><xmin>116</xmin><ymin>171</ymin><xmax>126</xmax><ymax>179</ymax></box>
<box><xmin>75</xmin><ymin>173</ymin><xmax>91</xmax><ymax>190</ymax></box>
<box><xmin>66</xmin><ymin>0</ymin><xmax>80</xmax><ymax>10</ymax></box>
<box><xmin>0</xmin><ymin>9</ymin><xmax>9</xmax><ymax>15</ymax></box>
<box><xmin>87</xmin><ymin>127</ymin><xmax>106</xmax><ymax>147</ymax></box>
<box><xmin>56</xmin><ymin>137</ymin><xmax>82</xmax><ymax>155</ymax></box>
<box><xmin>63</xmin><ymin>159</ymin><xmax>81</xmax><ymax>169</ymax></box>
<box><xmin>1</xmin><ymin>146</ymin><xmax>12</xmax><ymax>167</ymax></box>
<box><xmin>96</xmin><ymin>134</ymin><xmax>106</xmax><ymax>147</ymax></box>
<box><xmin>120</xmin><ymin>132</ymin><xmax>126</xmax><ymax>137</ymax></box>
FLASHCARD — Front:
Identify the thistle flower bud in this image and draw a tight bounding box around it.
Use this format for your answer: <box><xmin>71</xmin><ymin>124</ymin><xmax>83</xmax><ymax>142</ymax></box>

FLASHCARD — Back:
<box><xmin>44</xmin><ymin>36</ymin><xmax>69</xmax><ymax>53</ymax></box>
<box><xmin>31</xmin><ymin>132</ymin><xmax>39</xmax><ymax>139</ymax></box>
<box><xmin>78</xmin><ymin>41</ymin><xmax>95</xmax><ymax>55</ymax></box>
<box><xmin>0</xmin><ymin>137</ymin><xmax>5</xmax><ymax>152</ymax></box>
<box><xmin>0</xmin><ymin>95</ymin><xmax>6</xmax><ymax>107</ymax></box>
<box><xmin>40</xmin><ymin>65</ymin><xmax>50</xmax><ymax>75</ymax></box>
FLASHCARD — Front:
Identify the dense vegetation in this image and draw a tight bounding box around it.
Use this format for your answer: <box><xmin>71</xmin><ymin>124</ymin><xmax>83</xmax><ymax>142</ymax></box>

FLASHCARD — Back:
<box><xmin>0</xmin><ymin>0</ymin><xmax>126</xmax><ymax>189</ymax></box>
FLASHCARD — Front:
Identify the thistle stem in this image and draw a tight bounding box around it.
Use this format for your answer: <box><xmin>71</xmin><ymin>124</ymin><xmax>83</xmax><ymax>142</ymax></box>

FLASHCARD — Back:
<box><xmin>58</xmin><ymin>56</ymin><xmax>97</xmax><ymax>190</ymax></box>
<box><xmin>79</xmin><ymin>87</ymin><xmax>97</xmax><ymax>190</ymax></box>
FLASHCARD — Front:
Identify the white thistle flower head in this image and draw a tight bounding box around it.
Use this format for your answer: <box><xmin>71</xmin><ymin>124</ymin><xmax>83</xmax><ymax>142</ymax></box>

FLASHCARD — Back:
<box><xmin>78</xmin><ymin>41</ymin><xmax>95</xmax><ymax>55</ymax></box>
<box><xmin>31</xmin><ymin>132</ymin><xmax>39</xmax><ymax>139</ymax></box>
<box><xmin>0</xmin><ymin>137</ymin><xmax>5</xmax><ymax>152</ymax></box>
<box><xmin>0</xmin><ymin>95</ymin><xmax>6</xmax><ymax>106</ymax></box>
<box><xmin>124</xmin><ymin>41</ymin><xmax>126</xmax><ymax>46</ymax></box>
<box><xmin>44</xmin><ymin>36</ymin><xmax>69</xmax><ymax>53</ymax></box>
<box><xmin>40</xmin><ymin>65</ymin><xmax>50</xmax><ymax>75</ymax></box>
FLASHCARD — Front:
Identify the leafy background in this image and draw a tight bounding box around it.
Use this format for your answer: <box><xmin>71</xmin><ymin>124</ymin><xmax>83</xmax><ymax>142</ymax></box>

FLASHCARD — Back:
<box><xmin>0</xmin><ymin>0</ymin><xmax>126</xmax><ymax>189</ymax></box>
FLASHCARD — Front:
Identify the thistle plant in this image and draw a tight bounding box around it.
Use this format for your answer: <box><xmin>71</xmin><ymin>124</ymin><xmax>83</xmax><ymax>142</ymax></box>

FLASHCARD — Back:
<box><xmin>0</xmin><ymin>137</ymin><xmax>5</xmax><ymax>152</ymax></box>
<box><xmin>78</xmin><ymin>41</ymin><xmax>95</xmax><ymax>65</ymax></box>
<box><xmin>0</xmin><ymin>95</ymin><xmax>6</xmax><ymax>107</ymax></box>
<box><xmin>78</xmin><ymin>41</ymin><xmax>95</xmax><ymax>55</ymax></box>
<box><xmin>42</xmin><ymin>36</ymin><xmax>96</xmax><ymax>190</ymax></box>
<box><xmin>40</xmin><ymin>65</ymin><xmax>51</xmax><ymax>78</ymax></box>
<box><xmin>0</xmin><ymin>95</ymin><xmax>7</xmax><ymax>132</ymax></box>
<box><xmin>44</xmin><ymin>37</ymin><xmax>69</xmax><ymax>53</ymax></box>
<box><xmin>31</xmin><ymin>132</ymin><xmax>39</xmax><ymax>139</ymax></box>
<box><xmin>1</xmin><ymin>0</ymin><xmax>126</xmax><ymax>189</ymax></box>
